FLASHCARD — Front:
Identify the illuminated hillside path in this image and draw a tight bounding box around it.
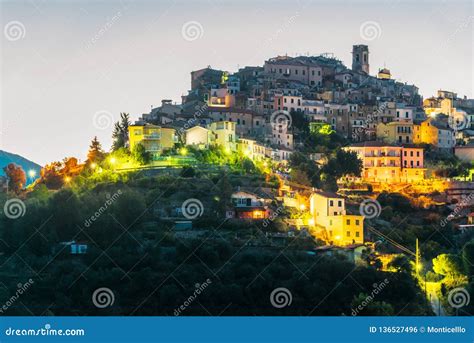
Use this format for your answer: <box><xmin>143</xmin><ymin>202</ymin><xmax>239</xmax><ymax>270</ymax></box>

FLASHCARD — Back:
<box><xmin>425</xmin><ymin>282</ymin><xmax>446</xmax><ymax>316</ymax></box>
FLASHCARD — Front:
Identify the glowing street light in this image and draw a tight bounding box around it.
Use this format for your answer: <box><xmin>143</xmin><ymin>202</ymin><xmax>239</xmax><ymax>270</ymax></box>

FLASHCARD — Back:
<box><xmin>109</xmin><ymin>157</ymin><xmax>116</xmax><ymax>165</ymax></box>
<box><xmin>64</xmin><ymin>176</ymin><xmax>71</xmax><ymax>183</ymax></box>
<box><xmin>90</xmin><ymin>162</ymin><xmax>97</xmax><ymax>169</ymax></box>
<box><xmin>28</xmin><ymin>169</ymin><xmax>36</xmax><ymax>178</ymax></box>
<box><xmin>299</xmin><ymin>204</ymin><xmax>306</xmax><ymax>211</ymax></box>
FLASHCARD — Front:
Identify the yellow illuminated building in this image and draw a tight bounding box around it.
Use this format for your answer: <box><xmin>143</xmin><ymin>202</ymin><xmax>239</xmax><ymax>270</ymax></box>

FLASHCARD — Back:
<box><xmin>309</xmin><ymin>191</ymin><xmax>364</xmax><ymax>246</ymax></box>
<box><xmin>424</xmin><ymin>97</ymin><xmax>469</xmax><ymax>132</ymax></box>
<box><xmin>209</xmin><ymin>121</ymin><xmax>237</xmax><ymax>151</ymax></box>
<box><xmin>413</xmin><ymin>116</ymin><xmax>455</xmax><ymax>149</ymax></box>
<box><xmin>377</xmin><ymin>67</ymin><xmax>391</xmax><ymax>80</ymax></box>
<box><xmin>376</xmin><ymin>121</ymin><xmax>413</xmax><ymax>144</ymax></box>
<box><xmin>238</xmin><ymin>138</ymin><xmax>266</xmax><ymax>161</ymax></box>
<box><xmin>128</xmin><ymin>123</ymin><xmax>177</xmax><ymax>157</ymax></box>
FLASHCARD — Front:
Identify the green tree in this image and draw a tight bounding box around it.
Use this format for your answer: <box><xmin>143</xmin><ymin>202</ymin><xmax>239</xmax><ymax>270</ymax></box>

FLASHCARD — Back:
<box><xmin>111</xmin><ymin>190</ymin><xmax>146</xmax><ymax>228</ymax></box>
<box><xmin>132</xmin><ymin>143</ymin><xmax>151</xmax><ymax>165</ymax></box>
<box><xmin>290</xmin><ymin>169</ymin><xmax>311</xmax><ymax>186</ymax></box>
<box><xmin>323</xmin><ymin>149</ymin><xmax>362</xmax><ymax>179</ymax></box>
<box><xmin>112</xmin><ymin>113</ymin><xmax>131</xmax><ymax>151</ymax></box>
<box><xmin>289</xmin><ymin>152</ymin><xmax>308</xmax><ymax>168</ymax></box>
<box><xmin>40</xmin><ymin>162</ymin><xmax>63</xmax><ymax>190</ymax></box>
<box><xmin>433</xmin><ymin>254</ymin><xmax>464</xmax><ymax>278</ymax></box>
<box><xmin>462</xmin><ymin>241</ymin><xmax>474</xmax><ymax>279</ymax></box>
<box><xmin>388</xmin><ymin>255</ymin><xmax>412</xmax><ymax>274</ymax></box>
<box><xmin>351</xmin><ymin>293</ymin><xmax>395</xmax><ymax>316</ymax></box>
<box><xmin>216</xmin><ymin>172</ymin><xmax>232</xmax><ymax>215</ymax></box>
<box><xmin>241</xmin><ymin>158</ymin><xmax>255</xmax><ymax>173</ymax></box>
<box><xmin>180</xmin><ymin>166</ymin><xmax>195</xmax><ymax>178</ymax></box>
<box><xmin>87</xmin><ymin>136</ymin><xmax>105</xmax><ymax>163</ymax></box>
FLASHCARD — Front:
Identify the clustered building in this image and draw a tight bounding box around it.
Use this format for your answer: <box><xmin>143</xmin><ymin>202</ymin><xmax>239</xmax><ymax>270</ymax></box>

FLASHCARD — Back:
<box><xmin>129</xmin><ymin>45</ymin><xmax>473</xmax><ymax>166</ymax></box>
<box><xmin>126</xmin><ymin>44</ymin><xmax>473</xmax><ymax>246</ymax></box>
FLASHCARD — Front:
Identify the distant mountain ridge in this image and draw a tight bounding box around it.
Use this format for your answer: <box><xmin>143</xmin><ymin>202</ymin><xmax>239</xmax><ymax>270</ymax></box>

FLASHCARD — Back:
<box><xmin>0</xmin><ymin>150</ymin><xmax>41</xmax><ymax>184</ymax></box>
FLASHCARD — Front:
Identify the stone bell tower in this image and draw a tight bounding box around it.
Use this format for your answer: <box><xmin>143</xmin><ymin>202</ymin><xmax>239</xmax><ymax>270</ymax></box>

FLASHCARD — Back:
<box><xmin>352</xmin><ymin>45</ymin><xmax>369</xmax><ymax>74</ymax></box>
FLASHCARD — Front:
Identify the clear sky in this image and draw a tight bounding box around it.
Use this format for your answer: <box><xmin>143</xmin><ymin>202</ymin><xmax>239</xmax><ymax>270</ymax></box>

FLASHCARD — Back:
<box><xmin>1</xmin><ymin>0</ymin><xmax>472</xmax><ymax>165</ymax></box>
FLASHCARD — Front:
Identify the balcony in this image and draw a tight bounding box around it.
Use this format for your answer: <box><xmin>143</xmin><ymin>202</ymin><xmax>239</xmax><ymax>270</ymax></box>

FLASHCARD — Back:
<box><xmin>143</xmin><ymin>134</ymin><xmax>161</xmax><ymax>140</ymax></box>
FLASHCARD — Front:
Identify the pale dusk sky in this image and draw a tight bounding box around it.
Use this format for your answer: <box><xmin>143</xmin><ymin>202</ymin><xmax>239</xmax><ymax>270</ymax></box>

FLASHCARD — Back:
<box><xmin>1</xmin><ymin>0</ymin><xmax>472</xmax><ymax>165</ymax></box>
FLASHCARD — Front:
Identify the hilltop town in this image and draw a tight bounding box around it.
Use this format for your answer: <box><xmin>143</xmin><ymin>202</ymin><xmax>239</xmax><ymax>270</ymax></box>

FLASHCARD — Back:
<box><xmin>2</xmin><ymin>44</ymin><xmax>474</xmax><ymax>316</ymax></box>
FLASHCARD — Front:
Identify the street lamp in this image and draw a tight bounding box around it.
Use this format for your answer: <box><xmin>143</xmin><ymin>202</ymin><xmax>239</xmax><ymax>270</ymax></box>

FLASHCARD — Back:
<box><xmin>28</xmin><ymin>169</ymin><xmax>36</xmax><ymax>178</ymax></box>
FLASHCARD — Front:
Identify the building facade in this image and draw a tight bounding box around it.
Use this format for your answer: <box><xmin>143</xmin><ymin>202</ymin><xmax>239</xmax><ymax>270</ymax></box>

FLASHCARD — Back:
<box><xmin>128</xmin><ymin>123</ymin><xmax>177</xmax><ymax>157</ymax></box>
<box><xmin>309</xmin><ymin>192</ymin><xmax>364</xmax><ymax>246</ymax></box>
<box><xmin>346</xmin><ymin>142</ymin><xmax>425</xmax><ymax>183</ymax></box>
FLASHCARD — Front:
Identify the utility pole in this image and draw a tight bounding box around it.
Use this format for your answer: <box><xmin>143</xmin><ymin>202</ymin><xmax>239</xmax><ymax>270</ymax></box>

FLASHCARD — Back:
<box><xmin>416</xmin><ymin>238</ymin><xmax>420</xmax><ymax>277</ymax></box>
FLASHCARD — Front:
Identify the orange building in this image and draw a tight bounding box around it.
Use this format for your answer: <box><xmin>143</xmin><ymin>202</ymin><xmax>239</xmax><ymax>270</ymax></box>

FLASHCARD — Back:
<box><xmin>345</xmin><ymin>142</ymin><xmax>425</xmax><ymax>183</ymax></box>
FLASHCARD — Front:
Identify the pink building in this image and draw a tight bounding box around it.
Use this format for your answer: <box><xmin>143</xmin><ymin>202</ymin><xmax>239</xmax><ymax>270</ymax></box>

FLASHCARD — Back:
<box><xmin>345</xmin><ymin>142</ymin><xmax>425</xmax><ymax>183</ymax></box>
